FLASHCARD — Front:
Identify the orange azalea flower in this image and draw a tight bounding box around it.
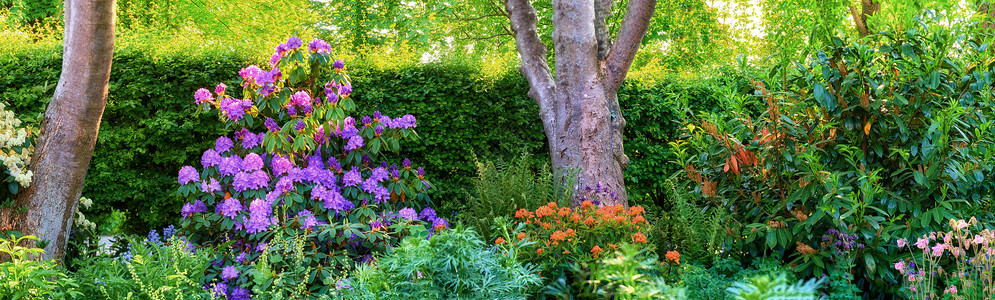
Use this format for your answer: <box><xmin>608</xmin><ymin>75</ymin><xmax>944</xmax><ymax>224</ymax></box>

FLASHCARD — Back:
<box><xmin>495</xmin><ymin>237</ymin><xmax>506</xmax><ymax>245</ymax></box>
<box><xmin>565</xmin><ymin>228</ymin><xmax>576</xmax><ymax>237</ymax></box>
<box><xmin>541</xmin><ymin>222</ymin><xmax>552</xmax><ymax>229</ymax></box>
<box><xmin>571</xmin><ymin>213</ymin><xmax>582</xmax><ymax>223</ymax></box>
<box><xmin>665</xmin><ymin>251</ymin><xmax>681</xmax><ymax>264</ymax></box>
<box><xmin>628</xmin><ymin>205</ymin><xmax>645</xmax><ymax>216</ymax></box>
<box><xmin>435</xmin><ymin>224</ymin><xmax>447</xmax><ymax>231</ymax></box>
<box><xmin>536</xmin><ymin>206</ymin><xmax>554</xmax><ymax>218</ymax></box>
<box><xmin>632</xmin><ymin>232</ymin><xmax>648</xmax><ymax>243</ymax></box>
<box><xmin>550</xmin><ymin>230</ymin><xmax>568</xmax><ymax>242</ymax></box>
<box><xmin>562</xmin><ymin>249</ymin><xmax>570</xmax><ymax>254</ymax></box>
<box><xmin>591</xmin><ymin>245</ymin><xmax>603</xmax><ymax>256</ymax></box>
<box><xmin>515</xmin><ymin>208</ymin><xmax>532</xmax><ymax>219</ymax></box>
<box><xmin>537</xmin><ymin>248</ymin><xmax>545</xmax><ymax>255</ymax></box>
<box><xmin>632</xmin><ymin>215</ymin><xmax>646</xmax><ymax>224</ymax></box>
<box><xmin>558</xmin><ymin>207</ymin><xmax>571</xmax><ymax>217</ymax></box>
<box><xmin>609</xmin><ymin>243</ymin><xmax>618</xmax><ymax>248</ymax></box>
<box><xmin>581</xmin><ymin>200</ymin><xmax>593</xmax><ymax>210</ymax></box>
<box><xmin>584</xmin><ymin>216</ymin><xmax>596</xmax><ymax>226</ymax></box>
<box><xmin>546</xmin><ymin>202</ymin><xmax>558</xmax><ymax>209</ymax></box>
<box><xmin>517</xmin><ymin>232</ymin><xmax>527</xmax><ymax>240</ymax></box>
<box><xmin>614</xmin><ymin>215</ymin><xmax>626</xmax><ymax>223</ymax></box>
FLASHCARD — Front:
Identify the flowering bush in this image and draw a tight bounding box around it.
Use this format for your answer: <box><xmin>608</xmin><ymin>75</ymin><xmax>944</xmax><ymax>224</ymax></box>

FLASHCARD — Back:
<box><xmin>0</xmin><ymin>101</ymin><xmax>34</xmax><ymax>199</ymax></box>
<box><xmin>894</xmin><ymin>218</ymin><xmax>995</xmax><ymax>299</ymax></box>
<box><xmin>494</xmin><ymin>186</ymin><xmax>653</xmax><ymax>276</ymax></box>
<box><xmin>175</xmin><ymin>36</ymin><xmax>447</xmax><ymax>298</ymax></box>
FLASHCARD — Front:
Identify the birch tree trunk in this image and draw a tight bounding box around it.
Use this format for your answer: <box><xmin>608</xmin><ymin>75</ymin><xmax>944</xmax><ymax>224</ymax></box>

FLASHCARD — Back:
<box><xmin>505</xmin><ymin>0</ymin><xmax>655</xmax><ymax>206</ymax></box>
<box><xmin>15</xmin><ymin>0</ymin><xmax>115</xmax><ymax>261</ymax></box>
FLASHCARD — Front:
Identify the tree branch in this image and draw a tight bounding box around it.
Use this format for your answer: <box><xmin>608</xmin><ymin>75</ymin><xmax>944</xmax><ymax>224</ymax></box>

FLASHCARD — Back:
<box><xmin>504</xmin><ymin>0</ymin><xmax>556</xmax><ymax>112</ymax></box>
<box><xmin>604</xmin><ymin>0</ymin><xmax>656</xmax><ymax>92</ymax></box>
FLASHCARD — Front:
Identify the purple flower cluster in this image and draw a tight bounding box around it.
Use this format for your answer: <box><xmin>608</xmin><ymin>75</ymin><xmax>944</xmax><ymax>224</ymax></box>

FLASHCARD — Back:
<box><xmin>178</xmin><ymin>166</ymin><xmax>200</xmax><ymax>185</ymax></box>
<box><xmin>313</xmin><ymin>184</ymin><xmax>352</xmax><ymax>212</ymax></box>
<box><xmin>217</xmin><ymin>197</ymin><xmax>243</xmax><ymax>219</ymax></box>
<box><xmin>245</xmin><ymin>198</ymin><xmax>275</xmax><ymax>234</ymax></box>
<box><xmin>272</xmin><ymin>156</ymin><xmax>294</xmax><ymax>176</ymax></box>
<box><xmin>182</xmin><ymin>200</ymin><xmax>207</xmax><ymax>218</ymax></box>
<box><xmin>216</xmin><ymin>137</ymin><xmax>234</xmax><ymax>154</ymax></box>
<box><xmin>824</xmin><ymin>228</ymin><xmax>864</xmax><ymax>258</ymax></box>
<box><xmin>236</xmin><ymin>129</ymin><xmax>264</xmax><ymax>149</ymax></box>
<box><xmin>202</xmin><ymin>177</ymin><xmax>221</xmax><ymax>194</ymax></box>
<box><xmin>298</xmin><ymin>209</ymin><xmax>322</xmax><ymax>230</ymax></box>
<box><xmin>289</xmin><ymin>91</ymin><xmax>314</xmax><ymax>116</ymax></box>
<box><xmin>194</xmin><ymin>88</ymin><xmax>214</xmax><ymax>104</ymax></box>
<box><xmin>221</xmin><ymin>266</ymin><xmax>239</xmax><ymax>281</ymax></box>
<box><xmin>398</xmin><ymin>208</ymin><xmax>417</xmax><ymax>221</ymax></box>
<box><xmin>309</xmin><ymin>38</ymin><xmax>331</xmax><ymax>53</ymax></box>
<box><xmin>202</xmin><ymin>149</ymin><xmax>222</xmax><ymax>168</ymax></box>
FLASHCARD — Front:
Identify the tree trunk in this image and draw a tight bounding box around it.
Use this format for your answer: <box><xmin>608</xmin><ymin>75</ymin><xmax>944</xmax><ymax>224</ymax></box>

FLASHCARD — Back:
<box><xmin>505</xmin><ymin>0</ymin><xmax>654</xmax><ymax>207</ymax></box>
<box><xmin>15</xmin><ymin>0</ymin><xmax>115</xmax><ymax>261</ymax></box>
<box><xmin>981</xmin><ymin>1</ymin><xmax>995</xmax><ymax>31</ymax></box>
<box><xmin>848</xmin><ymin>0</ymin><xmax>880</xmax><ymax>37</ymax></box>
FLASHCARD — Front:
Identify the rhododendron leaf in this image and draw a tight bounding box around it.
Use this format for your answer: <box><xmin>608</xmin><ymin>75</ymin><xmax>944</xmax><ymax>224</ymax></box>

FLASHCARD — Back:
<box><xmin>371</xmin><ymin>138</ymin><xmax>381</xmax><ymax>154</ymax></box>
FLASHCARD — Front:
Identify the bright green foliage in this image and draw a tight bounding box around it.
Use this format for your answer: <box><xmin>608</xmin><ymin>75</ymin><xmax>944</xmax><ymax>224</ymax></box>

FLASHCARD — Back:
<box><xmin>461</xmin><ymin>154</ymin><xmax>575</xmax><ymax>242</ymax></box>
<box><xmin>345</xmin><ymin>226</ymin><xmax>540</xmax><ymax>299</ymax></box>
<box><xmin>69</xmin><ymin>236</ymin><xmax>215</xmax><ymax>300</ymax></box>
<box><xmin>1</xmin><ymin>0</ymin><xmax>61</xmax><ymax>27</ymax></box>
<box><xmin>0</xmin><ymin>234</ymin><xmax>81</xmax><ymax>299</ymax></box>
<box><xmin>726</xmin><ymin>273</ymin><xmax>824</xmax><ymax>300</ymax></box>
<box><xmin>84</xmin><ymin>241</ymin><xmax>210</xmax><ymax>299</ymax></box>
<box><xmin>588</xmin><ymin>244</ymin><xmax>687</xmax><ymax>300</ymax></box>
<box><xmin>673</xmin><ymin>12</ymin><xmax>995</xmax><ymax>294</ymax></box>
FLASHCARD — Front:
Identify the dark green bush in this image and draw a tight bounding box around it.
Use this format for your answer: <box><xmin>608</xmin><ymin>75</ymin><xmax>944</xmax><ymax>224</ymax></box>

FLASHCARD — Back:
<box><xmin>672</xmin><ymin>14</ymin><xmax>995</xmax><ymax>295</ymax></box>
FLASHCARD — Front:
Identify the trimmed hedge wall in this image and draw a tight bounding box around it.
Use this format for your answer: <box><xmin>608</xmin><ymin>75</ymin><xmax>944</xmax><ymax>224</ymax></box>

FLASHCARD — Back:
<box><xmin>0</xmin><ymin>47</ymin><xmax>752</xmax><ymax>233</ymax></box>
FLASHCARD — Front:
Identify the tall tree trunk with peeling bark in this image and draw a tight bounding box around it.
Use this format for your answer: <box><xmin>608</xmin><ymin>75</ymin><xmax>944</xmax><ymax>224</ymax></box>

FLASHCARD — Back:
<box><xmin>981</xmin><ymin>1</ymin><xmax>995</xmax><ymax>31</ymax></box>
<box><xmin>505</xmin><ymin>0</ymin><xmax>655</xmax><ymax>206</ymax></box>
<box><xmin>15</xmin><ymin>0</ymin><xmax>115</xmax><ymax>261</ymax></box>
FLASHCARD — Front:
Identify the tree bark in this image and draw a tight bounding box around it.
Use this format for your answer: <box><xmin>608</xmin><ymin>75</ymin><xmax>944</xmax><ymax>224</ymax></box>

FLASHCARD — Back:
<box><xmin>848</xmin><ymin>0</ymin><xmax>880</xmax><ymax>37</ymax></box>
<box><xmin>505</xmin><ymin>0</ymin><xmax>655</xmax><ymax>207</ymax></box>
<box><xmin>981</xmin><ymin>1</ymin><xmax>995</xmax><ymax>31</ymax></box>
<box><xmin>15</xmin><ymin>0</ymin><xmax>115</xmax><ymax>261</ymax></box>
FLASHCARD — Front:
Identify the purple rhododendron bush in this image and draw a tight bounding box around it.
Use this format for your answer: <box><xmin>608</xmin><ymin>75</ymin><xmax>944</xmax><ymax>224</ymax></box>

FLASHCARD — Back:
<box><xmin>176</xmin><ymin>36</ymin><xmax>448</xmax><ymax>297</ymax></box>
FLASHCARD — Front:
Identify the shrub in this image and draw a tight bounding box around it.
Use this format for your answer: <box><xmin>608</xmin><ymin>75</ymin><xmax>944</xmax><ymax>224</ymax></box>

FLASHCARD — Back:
<box><xmin>175</xmin><ymin>36</ymin><xmax>448</xmax><ymax>297</ymax></box>
<box><xmin>672</xmin><ymin>13</ymin><xmax>995</xmax><ymax>294</ymax></box>
<box><xmin>493</xmin><ymin>187</ymin><xmax>653</xmax><ymax>278</ymax></box>
<box><xmin>344</xmin><ymin>226</ymin><xmax>540</xmax><ymax>299</ymax></box>
<box><xmin>587</xmin><ymin>244</ymin><xmax>686</xmax><ymax>300</ymax></box>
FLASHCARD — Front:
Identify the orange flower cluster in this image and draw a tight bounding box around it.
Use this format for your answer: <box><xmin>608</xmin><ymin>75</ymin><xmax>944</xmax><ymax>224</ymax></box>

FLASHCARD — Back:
<box><xmin>665</xmin><ymin>251</ymin><xmax>680</xmax><ymax>264</ymax></box>
<box><xmin>591</xmin><ymin>245</ymin><xmax>604</xmax><ymax>257</ymax></box>
<box><xmin>495</xmin><ymin>237</ymin><xmax>506</xmax><ymax>245</ymax></box>
<box><xmin>507</xmin><ymin>201</ymin><xmax>651</xmax><ymax>261</ymax></box>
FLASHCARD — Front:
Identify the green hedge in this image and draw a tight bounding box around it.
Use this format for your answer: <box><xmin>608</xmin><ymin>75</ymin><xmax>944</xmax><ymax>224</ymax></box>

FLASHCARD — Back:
<box><xmin>0</xmin><ymin>47</ymin><xmax>754</xmax><ymax>233</ymax></box>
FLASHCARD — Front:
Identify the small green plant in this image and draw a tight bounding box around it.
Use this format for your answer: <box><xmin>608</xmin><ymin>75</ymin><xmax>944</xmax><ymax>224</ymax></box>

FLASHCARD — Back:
<box><xmin>345</xmin><ymin>226</ymin><xmax>540</xmax><ymax>299</ymax></box>
<box><xmin>0</xmin><ymin>234</ymin><xmax>81</xmax><ymax>299</ymax></box>
<box><xmin>726</xmin><ymin>273</ymin><xmax>824</xmax><ymax>300</ymax></box>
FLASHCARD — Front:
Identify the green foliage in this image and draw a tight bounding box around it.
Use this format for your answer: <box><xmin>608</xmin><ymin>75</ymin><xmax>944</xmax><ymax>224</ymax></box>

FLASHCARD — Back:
<box><xmin>461</xmin><ymin>153</ymin><xmax>575</xmax><ymax>241</ymax></box>
<box><xmin>0</xmin><ymin>234</ymin><xmax>81</xmax><ymax>299</ymax></box>
<box><xmin>345</xmin><ymin>226</ymin><xmax>540</xmax><ymax>299</ymax></box>
<box><xmin>726</xmin><ymin>273</ymin><xmax>824</xmax><ymax>300</ymax></box>
<box><xmin>655</xmin><ymin>180</ymin><xmax>725</xmax><ymax>264</ymax></box>
<box><xmin>1</xmin><ymin>0</ymin><xmax>61</xmax><ymax>27</ymax></box>
<box><xmin>69</xmin><ymin>236</ymin><xmax>215</xmax><ymax>300</ymax></box>
<box><xmin>588</xmin><ymin>244</ymin><xmax>687</xmax><ymax>300</ymax></box>
<box><xmin>673</xmin><ymin>12</ymin><xmax>995</xmax><ymax>295</ymax></box>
